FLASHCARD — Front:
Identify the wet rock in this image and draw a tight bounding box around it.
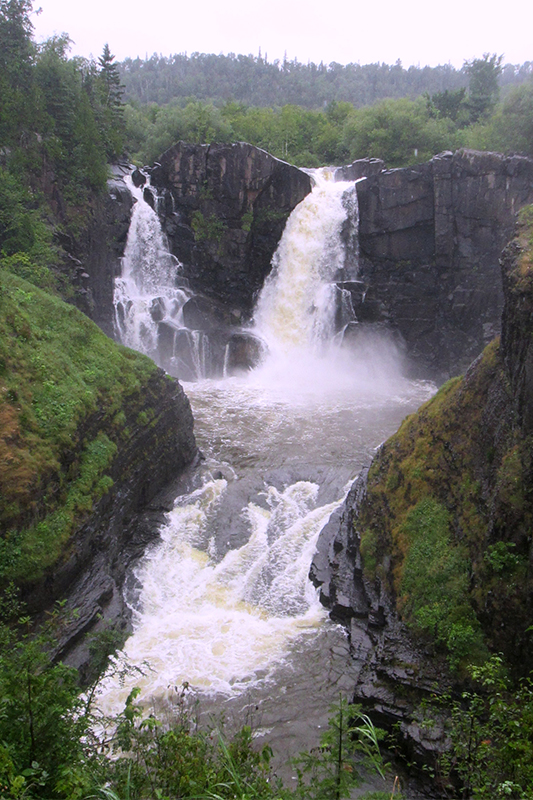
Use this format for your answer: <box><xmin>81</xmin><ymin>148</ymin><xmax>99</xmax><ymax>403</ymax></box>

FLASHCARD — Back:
<box><xmin>150</xmin><ymin>296</ymin><xmax>166</xmax><ymax>322</ymax></box>
<box><xmin>182</xmin><ymin>294</ymin><xmax>238</xmax><ymax>331</ymax></box>
<box><xmin>23</xmin><ymin>368</ymin><xmax>197</xmax><ymax>676</ymax></box>
<box><xmin>224</xmin><ymin>332</ymin><xmax>267</xmax><ymax>374</ymax></box>
<box><xmin>335</xmin><ymin>157</ymin><xmax>386</xmax><ymax>182</ymax></box>
<box><xmin>355</xmin><ymin>149</ymin><xmax>533</xmax><ymax>380</ymax></box>
<box><xmin>72</xmin><ymin>166</ymin><xmax>134</xmax><ymax>337</ymax></box>
<box><xmin>310</xmin><ymin>471</ymin><xmax>451</xmax><ymax>769</ymax></box>
<box><xmin>131</xmin><ymin>167</ymin><xmax>147</xmax><ymax>188</ymax></box>
<box><xmin>143</xmin><ymin>186</ymin><xmax>156</xmax><ymax>209</ymax></box>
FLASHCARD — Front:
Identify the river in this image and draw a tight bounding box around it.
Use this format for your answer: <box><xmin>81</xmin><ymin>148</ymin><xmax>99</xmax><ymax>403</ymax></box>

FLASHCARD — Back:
<box><xmin>98</xmin><ymin>168</ymin><xmax>434</xmax><ymax>786</ymax></box>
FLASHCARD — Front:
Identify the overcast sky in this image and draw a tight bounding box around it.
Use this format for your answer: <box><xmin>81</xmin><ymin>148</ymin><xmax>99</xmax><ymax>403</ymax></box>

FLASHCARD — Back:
<box><xmin>32</xmin><ymin>0</ymin><xmax>532</xmax><ymax>69</ymax></box>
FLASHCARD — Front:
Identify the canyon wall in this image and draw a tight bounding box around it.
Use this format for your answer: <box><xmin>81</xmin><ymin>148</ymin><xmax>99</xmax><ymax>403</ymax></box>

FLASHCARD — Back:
<box><xmin>311</xmin><ymin>206</ymin><xmax>533</xmax><ymax>767</ymax></box>
<box><xmin>348</xmin><ymin>150</ymin><xmax>533</xmax><ymax>378</ymax></box>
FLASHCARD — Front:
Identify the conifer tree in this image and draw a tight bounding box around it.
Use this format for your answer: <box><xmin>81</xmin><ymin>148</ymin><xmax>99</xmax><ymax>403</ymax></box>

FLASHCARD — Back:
<box><xmin>97</xmin><ymin>43</ymin><xmax>125</xmax><ymax>158</ymax></box>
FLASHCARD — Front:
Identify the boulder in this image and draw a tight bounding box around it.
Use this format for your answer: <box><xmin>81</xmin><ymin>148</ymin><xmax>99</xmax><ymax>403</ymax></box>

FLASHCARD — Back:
<box><xmin>224</xmin><ymin>331</ymin><xmax>267</xmax><ymax>374</ymax></box>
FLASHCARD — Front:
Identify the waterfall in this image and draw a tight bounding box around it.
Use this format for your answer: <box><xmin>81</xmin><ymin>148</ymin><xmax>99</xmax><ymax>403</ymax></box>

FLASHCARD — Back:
<box><xmin>113</xmin><ymin>177</ymin><xmax>200</xmax><ymax>373</ymax></box>
<box><xmin>100</xmin><ymin>165</ymin><xmax>434</xmax><ymax>769</ymax></box>
<box><xmin>254</xmin><ymin>169</ymin><xmax>358</xmax><ymax>355</ymax></box>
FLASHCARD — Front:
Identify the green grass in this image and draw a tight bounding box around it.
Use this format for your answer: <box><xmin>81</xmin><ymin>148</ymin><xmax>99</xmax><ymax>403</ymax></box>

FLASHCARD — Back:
<box><xmin>0</xmin><ymin>269</ymin><xmax>161</xmax><ymax>584</ymax></box>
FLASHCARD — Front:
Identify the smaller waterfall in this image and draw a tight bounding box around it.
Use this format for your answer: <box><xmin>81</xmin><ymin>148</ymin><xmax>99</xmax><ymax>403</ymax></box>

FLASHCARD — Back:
<box><xmin>114</xmin><ymin>177</ymin><xmax>189</xmax><ymax>362</ymax></box>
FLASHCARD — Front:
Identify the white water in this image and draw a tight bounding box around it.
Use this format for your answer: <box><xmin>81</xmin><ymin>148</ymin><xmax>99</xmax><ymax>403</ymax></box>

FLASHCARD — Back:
<box><xmin>113</xmin><ymin>177</ymin><xmax>189</xmax><ymax>361</ymax></box>
<box><xmin>254</xmin><ymin>168</ymin><xmax>356</xmax><ymax>355</ymax></box>
<box><xmin>103</xmin><ymin>169</ymin><xmax>434</xmax><ymax>763</ymax></box>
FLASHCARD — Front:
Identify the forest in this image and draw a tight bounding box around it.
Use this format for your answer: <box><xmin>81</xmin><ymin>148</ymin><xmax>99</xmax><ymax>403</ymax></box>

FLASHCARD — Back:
<box><xmin>2</xmin><ymin>0</ymin><xmax>533</xmax><ymax>797</ymax></box>
<box><xmin>120</xmin><ymin>52</ymin><xmax>533</xmax><ymax>167</ymax></box>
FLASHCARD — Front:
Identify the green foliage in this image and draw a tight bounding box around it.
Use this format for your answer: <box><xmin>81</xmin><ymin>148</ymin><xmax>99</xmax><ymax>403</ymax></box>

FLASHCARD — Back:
<box><xmin>0</xmin><ymin>590</ymin><xmax>100</xmax><ymax>800</ymax></box>
<box><xmin>117</xmin><ymin>52</ymin><xmax>533</xmax><ymax>112</ymax></box>
<box><xmin>435</xmin><ymin>656</ymin><xmax>533</xmax><ymax>798</ymax></box>
<box><xmin>0</xmin><ymin>616</ymin><xmax>392</xmax><ymax>800</ymax></box>
<box><xmin>293</xmin><ymin>698</ymin><xmax>385</xmax><ymax>800</ymax></box>
<box><xmin>0</xmin><ymin>271</ymin><xmax>159</xmax><ymax>585</ymax></box>
<box><xmin>191</xmin><ymin>210</ymin><xmax>226</xmax><ymax>243</ymax></box>
<box><xmin>484</xmin><ymin>542</ymin><xmax>522</xmax><ymax>574</ymax></box>
<box><xmin>398</xmin><ymin>498</ymin><xmax>486</xmax><ymax>669</ymax></box>
<box><xmin>356</xmin><ymin>339</ymin><xmax>533</xmax><ymax>671</ymax></box>
<box><xmin>426</xmin><ymin>88</ymin><xmax>469</xmax><ymax>126</ymax></box>
<box><xmin>464</xmin><ymin>53</ymin><xmax>503</xmax><ymax>123</ymax></box>
<box><xmin>342</xmin><ymin>97</ymin><xmax>457</xmax><ymax>166</ymax></box>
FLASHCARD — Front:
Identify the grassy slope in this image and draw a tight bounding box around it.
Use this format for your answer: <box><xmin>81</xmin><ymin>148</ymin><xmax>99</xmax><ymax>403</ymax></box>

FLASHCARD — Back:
<box><xmin>0</xmin><ymin>269</ymin><xmax>163</xmax><ymax>586</ymax></box>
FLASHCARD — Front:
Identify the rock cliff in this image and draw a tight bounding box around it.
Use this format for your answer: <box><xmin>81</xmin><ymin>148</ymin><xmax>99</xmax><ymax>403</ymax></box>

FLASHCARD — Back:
<box><xmin>150</xmin><ymin>141</ymin><xmax>313</xmax><ymax>320</ymax></box>
<box><xmin>0</xmin><ymin>271</ymin><xmax>196</xmax><ymax>672</ymax></box>
<box><xmin>350</xmin><ymin>150</ymin><xmax>533</xmax><ymax>379</ymax></box>
<box><xmin>311</xmin><ymin>205</ymin><xmax>533</xmax><ymax>766</ymax></box>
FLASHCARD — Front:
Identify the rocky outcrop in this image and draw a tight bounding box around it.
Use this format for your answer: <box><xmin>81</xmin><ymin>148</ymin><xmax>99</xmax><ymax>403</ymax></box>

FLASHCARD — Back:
<box><xmin>68</xmin><ymin>163</ymin><xmax>133</xmax><ymax>337</ymax></box>
<box><xmin>350</xmin><ymin>150</ymin><xmax>533</xmax><ymax>379</ymax></box>
<box><xmin>310</xmin><ymin>475</ymin><xmax>452</xmax><ymax>770</ymax></box>
<box><xmin>311</xmin><ymin>206</ymin><xmax>533</xmax><ymax>767</ymax></box>
<box><xmin>26</xmin><ymin>370</ymin><xmax>197</xmax><ymax>678</ymax></box>
<box><xmin>0</xmin><ymin>270</ymin><xmax>196</xmax><ymax>675</ymax></box>
<box><xmin>150</xmin><ymin>142</ymin><xmax>312</xmax><ymax>320</ymax></box>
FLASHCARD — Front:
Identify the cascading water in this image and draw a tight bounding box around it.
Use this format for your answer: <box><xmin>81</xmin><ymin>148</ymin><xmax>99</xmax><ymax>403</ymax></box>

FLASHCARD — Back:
<box><xmin>254</xmin><ymin>169</ymin><xmax>357</xmax><ymax>355</ymax></box>
<box><xmin>114</xmin><ymin>177</ymin><xmax>211</xmax><ymax>379</ymax></box>
<box><xmin>100</xmin><ymin>167</ymin><xmax>434</xmax><ymax>776</ymax></box>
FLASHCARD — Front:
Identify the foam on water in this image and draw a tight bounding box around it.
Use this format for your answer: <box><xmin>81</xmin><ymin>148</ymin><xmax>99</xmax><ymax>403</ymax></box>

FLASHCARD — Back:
<box><xmin>96</xmin><ymin>477</ymin><xmax>343</xmax><ymax>714</ymax></box>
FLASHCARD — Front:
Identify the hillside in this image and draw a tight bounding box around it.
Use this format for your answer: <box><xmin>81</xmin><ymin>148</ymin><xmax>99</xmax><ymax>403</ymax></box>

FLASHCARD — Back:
<box><xmin>0</xmin><ymin>268</ymin><xmax>195</xmax><ymax>619</ymax></box>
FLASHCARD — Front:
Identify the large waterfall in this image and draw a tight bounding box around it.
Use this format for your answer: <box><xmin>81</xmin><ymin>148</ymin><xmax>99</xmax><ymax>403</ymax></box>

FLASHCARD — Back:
<box><xmin>102</xmin><ymin>168</ymin><xmax>433</xmax><ymax>772</ymax></box>
<box><xmin>254</xmin><ymin>170</ymin><xmax>357</xmax><ymax>353</ymax></box>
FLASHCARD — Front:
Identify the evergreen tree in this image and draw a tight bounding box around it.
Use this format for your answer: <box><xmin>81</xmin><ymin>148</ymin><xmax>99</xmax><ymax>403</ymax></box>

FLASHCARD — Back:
<box><xmin>0</xmin><ymin>0</ymin><xmax>37</xmax><ymax>145</ymax></box>
<box><xmin>97</xmin><ymin>43</ymin><xmax>125</xmax><ymax>158</ymax></box>
<box><xmin>98</xmin><ymin>43</ymin><xmax>123</xmax><ymax>110</ymax></box>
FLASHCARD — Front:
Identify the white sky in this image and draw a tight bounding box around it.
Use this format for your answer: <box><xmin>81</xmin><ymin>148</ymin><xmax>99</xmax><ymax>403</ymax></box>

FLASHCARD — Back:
<box><xmin>32</xmin><ymin>0</ymin><xmax>532</xmax><ymax>69</ymax></box>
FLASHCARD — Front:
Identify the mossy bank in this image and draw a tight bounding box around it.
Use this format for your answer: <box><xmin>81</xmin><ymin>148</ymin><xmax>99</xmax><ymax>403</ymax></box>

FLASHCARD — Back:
<box><xmin>0</xmin><ymin>269</ymin><xmax>196</xmax><ymax>663</ymax></box>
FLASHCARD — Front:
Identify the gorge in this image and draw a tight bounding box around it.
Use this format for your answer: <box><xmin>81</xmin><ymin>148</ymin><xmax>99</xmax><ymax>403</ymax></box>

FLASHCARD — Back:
<box><xmin>94</xmin><ymin>144</ymin><xmax>533</xmax><ymax>780</ymax></box>
<box><xmin>3</xmin><ymin>140</ymin><xmax>533</xmax><ymax>794</ymax></box>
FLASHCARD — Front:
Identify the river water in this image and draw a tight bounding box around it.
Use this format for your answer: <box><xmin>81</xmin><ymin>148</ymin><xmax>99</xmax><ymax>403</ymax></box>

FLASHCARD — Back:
<box><xmin>100</xmin><ymin>169</ymin><xmax>434</xmax><ymax>782</ymax></box>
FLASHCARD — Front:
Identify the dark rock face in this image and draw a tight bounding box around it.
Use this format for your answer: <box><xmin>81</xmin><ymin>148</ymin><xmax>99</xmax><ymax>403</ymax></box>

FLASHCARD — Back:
<box><xmin>310</xmin><ymin>475</ymin><xmax>451</xmax><ymax>769</ymax></box>
<box><xmin>150</xmin><ymin>142</ymin><xmax>312</xmax><ymax>319</ymax></box>
<box><xmin>353</xmin><ymin>150</ymin><xmax>533</xmax><ymax>379</ymax></box>
<box><xmin>24</xmin><ymin>370</ymin><xmax>197</xmax><ymax>677</ymax></box>
<box><xmin>79</xmin><ymin>164</ymin><xmax>134</xmax><ymax>337</ymax></box>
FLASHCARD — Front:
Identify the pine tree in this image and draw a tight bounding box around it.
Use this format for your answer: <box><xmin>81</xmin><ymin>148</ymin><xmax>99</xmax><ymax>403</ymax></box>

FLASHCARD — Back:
<box><xmin>98</xmin><ymin>43</ymin><xmax>123</xmax><ymax>110</ymax></box>
<box><xmin>96</xmin><ymin>43</ymin><xmax>125</xmax><ymax>159</ymax></box>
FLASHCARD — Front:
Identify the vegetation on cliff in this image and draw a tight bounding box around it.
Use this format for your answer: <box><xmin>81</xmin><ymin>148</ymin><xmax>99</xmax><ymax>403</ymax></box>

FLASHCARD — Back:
<box><xmin>0</xmin><ymin>269</ymin><xmax>184</xmax><ymax>587</ymax></box>
<box><xmin>0</xmin><ymin>0</ymin><xmax>127</xmax><ymax>309</ymax></box>
<box><xmin>357</xmin><ymin>207</ymin><xmax>533</xmax><ymax>675</ymax></box>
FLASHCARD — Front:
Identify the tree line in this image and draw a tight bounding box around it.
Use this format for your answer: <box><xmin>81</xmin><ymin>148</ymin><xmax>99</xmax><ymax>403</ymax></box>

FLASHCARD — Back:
<box><xmin>124</xmin><ymin>53</ymin><xmax>533</xmax><ymax>168</ymax></box>
<box><xmin>118</xmin><ymin>50</ymin><xmax>533</xmax><ymax>110</ymax></box>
